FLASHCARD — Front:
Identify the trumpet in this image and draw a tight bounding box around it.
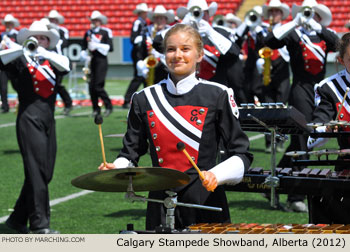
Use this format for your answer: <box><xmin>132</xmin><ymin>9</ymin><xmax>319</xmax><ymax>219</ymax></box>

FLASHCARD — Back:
<box><xmin>23</xmin><ymin>36</ymin><xmax>38</xmax><ymax>52</ymax></box>
<box><xmin>244</xmin><ymin>9</ymin><xmax>261</xmax><ymax>28</ymax></box>
<box><xmin>300</xmin><ymin>6</ymin><xmax>314</xmax><ymax>19</ymax></box>
<box><xmin>189</xmin><ymin>6</ymin><xmax>203</xmax><ymax>22</ymax></box>
<box><xmin>213</xmin><ymin>15</ymin><xmax>225</xmax><ymax>27</ymax></box>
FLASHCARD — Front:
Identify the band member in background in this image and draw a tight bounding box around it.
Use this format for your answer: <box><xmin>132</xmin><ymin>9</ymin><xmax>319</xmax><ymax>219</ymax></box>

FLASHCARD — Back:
<box><xmin>265</xmin><ymin>0</ymin><xmax>338</xmax><ymax>212</ymax></box>
<box><xmin>306</xmin><ymin>33</ymin><xmax>350</xmax><ymax>224</ymax></box>
<box><xmin>122</xmin><ymin>3</ymin><xmax>151</xmax><ymax>109</ymax></box>
<box><xmin>0</xmin><ymin>14</ymin><xmax>19</xmax><ymax>113</ymax></box>
<box><xmin>2</xmin><ymin>20</ymin><xmax>70</xmax><ymax>234</ymax></box>
<box><xmin>235</xmin><ymin>6</ymin><xmax>265</xmax><ymax>105</ymax></box>
<box><xmin>145</xmin><ymin>5</ymin><xmax>175</xmax><ymax>84</ymax></box>
<box><xmin>81</xmin><ymin>10</ymin><xmax>113</xmax><ymax>117</ymax></box>
<box><xmin>47</xmin><ymin>10</ymin><xmax>73</xmax><ymax>116</ymax></box>
<box><xmin>99</xmin><ymin>24</ymin><xmax>252</xmax><ymax>230</ymax></box>
<box><xmin>224</xmin><ymin>13</ymin><xmax>242</xmax><ymax>31</ymax></box>
<box><xmin>258</xmin><ymin>0</ymin><xmax>291</xmax><ymax>153</ymax></box>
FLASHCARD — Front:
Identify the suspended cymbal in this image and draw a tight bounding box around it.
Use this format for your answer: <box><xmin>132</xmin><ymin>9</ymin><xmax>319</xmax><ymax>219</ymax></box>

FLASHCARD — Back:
<box><xmin>285</xmin><ymin>151</ymin><xmax>307</xmax><ymax>157</ymax></box>
<box><xmin>71</xmin><ymin>167</ymin><xmax>191</xmax><ymax>192</ymax></box>
<box><xmin>306</xmin><ymin>122</ymin><xmax>324</xmax><ymax>129</ymax></box>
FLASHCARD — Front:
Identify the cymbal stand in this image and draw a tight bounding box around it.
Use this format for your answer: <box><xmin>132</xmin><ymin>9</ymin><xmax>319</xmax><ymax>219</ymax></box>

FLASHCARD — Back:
<box><xmin>247</xmin><ymin>114</ymin><xmax>288</xmax><ymax>209</ymax></box>
<box><xmin>124</xmin><ymin>175</ymin><xmax>222</xmax><ymax>231</ymax></box>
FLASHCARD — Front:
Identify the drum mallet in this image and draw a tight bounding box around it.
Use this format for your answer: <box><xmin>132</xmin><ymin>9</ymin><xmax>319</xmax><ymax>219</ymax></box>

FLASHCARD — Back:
<box><xmin>177</xmin><ymin>142</ymin><xmax>205</xmax><ymax>180</ymax></box>
<box><xmin>336</xmin><ymin>87</ymin><xmax>350</xmax><ymax>120</ymax></box>
<box><xmin>95</xmin><ymin>114</ymin><xmax>107</xmax><ymax>168</ymax></box>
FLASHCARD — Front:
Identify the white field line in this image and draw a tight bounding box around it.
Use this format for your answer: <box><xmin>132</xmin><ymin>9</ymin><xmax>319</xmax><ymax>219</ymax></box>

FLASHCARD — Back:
<box><xmin>0</xmin><ymin>133</ymin><xmax>264</xmax><ymax>223</ymax></box>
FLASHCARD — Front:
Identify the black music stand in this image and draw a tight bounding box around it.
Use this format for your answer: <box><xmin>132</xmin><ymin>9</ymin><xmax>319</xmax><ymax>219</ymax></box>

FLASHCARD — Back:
<box><xmin>238</xmin><ymin>103</ymin><xmax>310</xmax><ymax>209</ymax></box>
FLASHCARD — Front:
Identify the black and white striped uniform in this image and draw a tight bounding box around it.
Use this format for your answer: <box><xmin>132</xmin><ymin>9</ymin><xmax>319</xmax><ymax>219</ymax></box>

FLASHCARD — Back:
<box><xmin>308</xmin><ymin>69</ymin><xmax>350</xmax><ymax>224</ymax></box>
<box><xmin>117</xmin><ymin>73</ymin><xmax>252</xmax><ymax>230</ymax></box>
<box><xmin>82</xmin><ymin>26</ymin><xmax>113</xmax><ymax>113</ymax></box>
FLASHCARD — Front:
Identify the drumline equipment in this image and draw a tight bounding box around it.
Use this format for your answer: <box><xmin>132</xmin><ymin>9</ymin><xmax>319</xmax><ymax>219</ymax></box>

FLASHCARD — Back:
<box><xmin>239</xmin><ymin>104</ymin><xmax>310</xmax><ymax>209</ymax></box>
<box><xmin>72</xmin><ymin>167</ymin><xmax>222</xmax><ymax>232</ymax></box>
<box><xmin>187</xmin><ymin>223</ymin><xmax>350</xmax><ymax>234</ymax></box>
<box><xmin>225</xmin><ymin>167</ymin><xmax>350</xmax><ymax>196</ymax></box>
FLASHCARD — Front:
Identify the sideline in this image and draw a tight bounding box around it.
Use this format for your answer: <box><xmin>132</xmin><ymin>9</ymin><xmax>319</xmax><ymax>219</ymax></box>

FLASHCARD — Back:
<box><xmin>0</xmin><ymin>134</ymin><xmax>264</xmax><ymax>224</ymax></box>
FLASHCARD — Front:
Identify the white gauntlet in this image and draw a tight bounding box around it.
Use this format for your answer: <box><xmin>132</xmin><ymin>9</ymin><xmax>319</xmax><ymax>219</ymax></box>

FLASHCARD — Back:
<box><xmin>0</xmin><ymin>47</ymin><xmax>23</xmax><ymax>65</ymax></box>
<box><xmin>208</xmin><ymin>156</ymin><xmax>245</xmax><ymax>186</ymax></box>
<box><xmin>198</xmin><ymin>19</ymin><xmax>232</xmax><ymax>55</ymax></box>
<box><xmin>35</xmin><ymin>46</ymin><xmax>70</xmax><ymax>72</ymax></box>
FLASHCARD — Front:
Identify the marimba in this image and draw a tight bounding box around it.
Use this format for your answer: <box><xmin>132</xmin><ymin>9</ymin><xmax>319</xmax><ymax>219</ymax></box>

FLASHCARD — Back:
<box><xmin>225</xmin><ymin>167</ymin><xmax>350</xmax><ymax>196</ymax></box>
<box><xmin>188</xmin><ymin>223</ymin><xmax>350</xmax><ymax>234</ymax></box>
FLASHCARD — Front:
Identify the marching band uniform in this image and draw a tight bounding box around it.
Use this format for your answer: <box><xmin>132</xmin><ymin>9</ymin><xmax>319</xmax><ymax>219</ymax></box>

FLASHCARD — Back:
<box><xmin>82</xmin><ymin>10</ymin><xmax>113</xmax><ymax>116</ymax></box>
<box><xmin>258</xmin><ymin>0</ymin><xmax>291</xmax><ymax>152</ymax></box>
<box><xmin>122</xmin><ymin>3</ymin><xmax>151</xmax><ymax>109</ymax></box>
<box><xmin>264</xmin><ymin>0</ymin><xmax>338</xmax><ymax>211</ymax></box>
<box><xmin>0</xmin><ymin>14</ymin><xmax>19</xmax><ymax>113</ymax></box>
<box><xmin>2</xmin><ymin>20</ymin><xmax>70</xmax><ymax>233</ymax></box>
<box><xmin>145</xmin><ymin>5</ymin><xmax>175</xmax><ymax>85</ymax></box>
<box><xmin>307</xmin><ymin>69</ymin><xmax>350</xmax><ymax>224</ymax></box>
<box><xmin>47</xmin><ymin>10</ymin><xmax>73</xmax><ymax>115</ymax></box>
<box><xmin>115</xmin><ymin>73</ymin><xmax>252</xmax><ymax>230</ymax></box>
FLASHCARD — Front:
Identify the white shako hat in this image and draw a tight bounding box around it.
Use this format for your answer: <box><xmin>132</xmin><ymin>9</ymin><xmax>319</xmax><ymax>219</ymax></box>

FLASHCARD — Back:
<box><xmin>292</xmin><ymin>0</ymin><xmax>332</xmax><ymax>27</ymax></box>
<box><xmin>89</xmin><ymin>10</ymin><xmax>108</xmax><ymax>24</ymax></box>
<box><xmin>2</xmin><ymin>14</ymin><xmax>20</xmax><ymax>27</ymax></box>
<box><xmin>133</xmin><ymin>3</ymin><xmax>152</xmax><ymax>14</ymax></box>
<box><xmin>17</xmin><ymin>20</ymin><xmax>60</xmax><ymax>49</ymax></box>
<box><xmin>262</xmin><ymin>0</ymin><xmax>290</xmax><ymax>20</ymax></box>
<box><xmin>177</xmin><ymin>0</ymin><xmax>218</xmax><ymax>20</ymax></box>
<box><xmin>148</xmin><ymin>5</ymin><xmax>175</xmax><ymax>24</ymax></box>
<box><xmin>47</xmin><ymin>10</ymin><xmax>64</xmax><ymax>24</ymax></box>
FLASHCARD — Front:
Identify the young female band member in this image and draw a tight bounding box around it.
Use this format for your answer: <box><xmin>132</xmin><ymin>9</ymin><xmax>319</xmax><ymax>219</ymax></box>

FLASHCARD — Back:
<box><xmin>99</xmin><ymin>24</ymin><xmax>252</xmax><ymax>230</ymax></box>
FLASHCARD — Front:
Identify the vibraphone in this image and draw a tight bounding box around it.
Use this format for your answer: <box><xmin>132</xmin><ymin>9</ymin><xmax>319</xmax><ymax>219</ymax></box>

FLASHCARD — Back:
<box><xmin>188</xmin><ymin>223</ymin><xmax>350</xmax><ymax>234</ymax></box>
<box><xmin>225</xmin><ymin>167</ymin><xmax>350</xmax><ymax>196</ymax></box>
<box><xmin>238</xmin><ymin>104</ymin><xmax>310</xmax><ymax>135</ymax></box>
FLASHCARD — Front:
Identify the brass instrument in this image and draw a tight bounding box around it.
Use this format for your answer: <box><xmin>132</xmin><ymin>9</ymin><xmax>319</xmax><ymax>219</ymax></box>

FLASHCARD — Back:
<box><xmin>145</xmin><ymin>24</ymin><xmax>159</xmax><ymax>86</ymax></box>
<box><xmin>23</xmin><ymin>36</ymin><xmax>38</xmax><ymax>52</ymax></box>
<box><xmin>83</xmin><ymin>32</ymin><xmax>92</xmax><ymax>82</ymax></box>
<box><xmin>300</xmin><ymin>6</ymin><xmax>315</xmax><ymax>30</ymax></box>
<box><xmin>213</xmin><ymin>15</ymin><xmax>225</xmax><ymax>27</ymax></box>
<box><xmin>189</xmin><ymin>6</ymin><xmax>203</xmax><ymax>22</ymax></box>
<box><xmin>258</xmin><ymin>16</ymin><xmax>273</xmax><ymax>86</ymax></box>
<box><xmin>244</xmin><ymin>8</ymin><xmax>261</xmax><ymax>28</ymax></box>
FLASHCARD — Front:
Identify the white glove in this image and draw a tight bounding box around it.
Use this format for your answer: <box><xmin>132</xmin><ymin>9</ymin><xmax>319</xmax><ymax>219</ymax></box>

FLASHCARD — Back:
<box><xmin>80</xmin><ymin>50</ymin><xmax>88</xmax><ymax>62</ymax></box>
<box><xmin>209</xmin><ymin>156</ymin><xmax>245</xmax><ymax>186</ymax></box>
<box><xmin>35</xmin><ymin>46</ymin><xmax>70</xmax><ymax>72</ymax></box>
<box><xmin>306</xmin><ymin>18</ymin><xmax>322</xmax><ymax>33</ymax></box>
<box><xmin>112</xmin><ymin>157</ymin><xmax>134</xmax><ymax>169</ymax></box>
<box><xmin>256</xmin><ymin>58</ymin><xmax>265</xmax><ymax>74</ymax></box>
<box><xmin>1</xmin><ymin>35</ymin><xmax>21</xmax><ymax>50</ymax></box>
<box><xmin>197</xmin><ymin>19</ymin><xmax>232</xmax><ymax>55</ymax></box>
<box><xmin>88</xmin><ymin>41</ymin><xmax>110</xmax><ymax>56</ymax></box>
<box><xmin>133</xmin><ymin>35</ymin><xmax>143</xmax><ymax>45</ymax></box>
<box><xmin>0</xmin><ymin>47</ymin><xmax>23</xmax><ymax>65</ymax></box>
<box><xmin>136</xmin><ymin>60</ymin><xmax>149</xmax><ymax>78</ymax></box>
<box><xmin>88</xmin><ymin>41</ymin><xmax>98</xmax><ymax>51</ymax></box>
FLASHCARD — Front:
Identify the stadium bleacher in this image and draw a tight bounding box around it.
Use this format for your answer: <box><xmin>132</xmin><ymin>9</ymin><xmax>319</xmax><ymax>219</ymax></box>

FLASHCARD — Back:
<box><xmin>0</xmin><ymin>0</ymin><xmax>348</xmax><ymax>37</ymax></box>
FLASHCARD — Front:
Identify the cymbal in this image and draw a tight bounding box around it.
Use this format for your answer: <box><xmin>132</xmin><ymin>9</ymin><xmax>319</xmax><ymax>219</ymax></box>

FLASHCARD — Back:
<box><xmin>306</xmin><ymin>122</ymin><xmax>324</xmax><ymax>129</ymax></box>
<box><xmin>285</xmin><ymin>151</ymin><xmax>307</xmax><ymax>157</ymax></box>
<box><xmin>71</xmin><ymin>167</ymin><xmax>191</xmax><ymax>192</ymax></box>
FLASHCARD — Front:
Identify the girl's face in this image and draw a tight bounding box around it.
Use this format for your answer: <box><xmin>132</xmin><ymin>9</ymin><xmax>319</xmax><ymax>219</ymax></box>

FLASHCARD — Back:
<box><xmin>165</xmin><ymin>31</ymin><xmax>203</xmax><ymax>83</ymax></box>
<box><xmin>338</xmin><ymin>44</ymin><xmax>350</xmax><ymax>73</ymax></box>
<box><xmin>34</xmin><ymin>35</ymin><xmax>50</xmax><ymax>49</ymax></box>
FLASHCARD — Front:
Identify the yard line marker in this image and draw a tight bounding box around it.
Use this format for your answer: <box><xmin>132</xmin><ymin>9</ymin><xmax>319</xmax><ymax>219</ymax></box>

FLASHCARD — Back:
<box><xmin>0</xmin><ymin>133</ymin><xmax>265</xmax><ymax>223</ymax></box>
<box><xmin>0</xmin><ymin>190</ymin><xmax>93</xmax><ymax>224</ymax></box>
<box><xmin>0</xmin><ymin>111</ymin><xmax>91</xmax><ymax>128</ymax></box>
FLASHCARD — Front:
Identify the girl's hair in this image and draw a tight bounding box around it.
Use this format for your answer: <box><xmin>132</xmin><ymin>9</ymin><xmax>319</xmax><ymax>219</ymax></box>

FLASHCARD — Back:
<box><xmin>163</xmin><ymin>24</ymin><xmax>203</xmax><ymax>54</ymax></box>
<box><xmin>337</xmin><ymin>33</ymin><xmax>350</xmax><ymax>59</ymax></box>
